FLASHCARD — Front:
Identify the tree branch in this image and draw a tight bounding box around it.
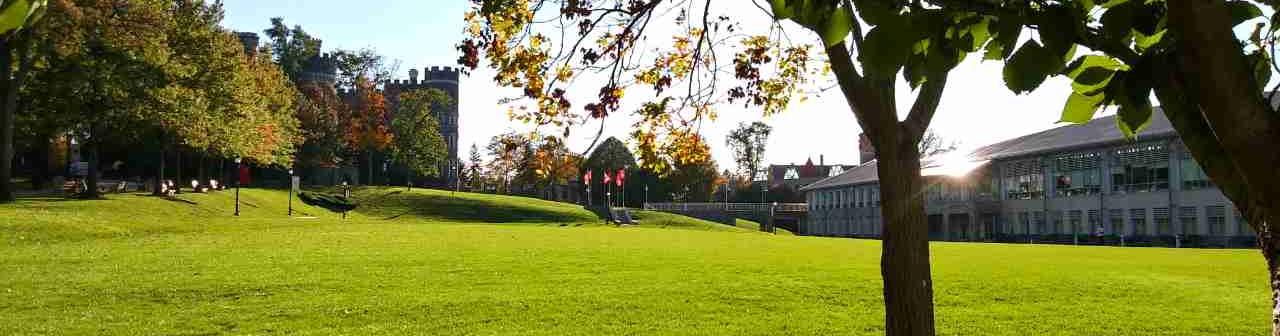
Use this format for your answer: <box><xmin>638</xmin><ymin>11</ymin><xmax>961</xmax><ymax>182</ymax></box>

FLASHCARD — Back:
<box><xmin>901</xmin><ymin>72</ymin><xmax>948</xmax><ymax>140</ymax></box>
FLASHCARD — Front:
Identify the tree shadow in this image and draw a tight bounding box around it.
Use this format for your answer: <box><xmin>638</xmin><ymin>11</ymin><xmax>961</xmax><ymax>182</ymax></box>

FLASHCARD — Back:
<box><xmin>356</xmin><ymin>192</ymin><xmax>593</xmax><ymax>223</ymax></box>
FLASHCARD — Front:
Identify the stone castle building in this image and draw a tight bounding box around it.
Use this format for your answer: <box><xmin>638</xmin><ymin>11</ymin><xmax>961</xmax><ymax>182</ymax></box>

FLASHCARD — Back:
<box><xmin>382</xmin><ymin>67</ymin><xmax>462</xmax><ymax>186</ymax></box>
<box><xmin>235</xmin><ymin>32</ymin><xmax>462</xmax><ymax>187</ymax></box>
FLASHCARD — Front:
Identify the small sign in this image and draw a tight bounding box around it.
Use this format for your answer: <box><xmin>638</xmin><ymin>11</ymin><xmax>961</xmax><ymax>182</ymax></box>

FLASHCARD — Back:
<box><xmin>291</xmin><ymin>176</ymin><xmax>301</xmax><ymax>193</ymax></box>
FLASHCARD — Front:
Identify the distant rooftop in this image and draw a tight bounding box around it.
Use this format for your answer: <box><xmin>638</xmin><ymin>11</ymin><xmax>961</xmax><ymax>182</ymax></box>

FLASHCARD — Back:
<box><xmin>801</xmin><ymin>112</ymin><xmax>1177</xmax><ymax>192</ymax></box>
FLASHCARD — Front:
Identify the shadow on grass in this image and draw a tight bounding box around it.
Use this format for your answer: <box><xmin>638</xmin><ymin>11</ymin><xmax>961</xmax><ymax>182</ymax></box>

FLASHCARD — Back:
<box><xmin>354</xmin><ymin>191</ymin><xmax>594</xmax><ymax>223</ymax></box>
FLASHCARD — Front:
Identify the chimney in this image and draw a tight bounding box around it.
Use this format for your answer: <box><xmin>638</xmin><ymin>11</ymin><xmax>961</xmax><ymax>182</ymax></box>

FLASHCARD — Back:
<box><xmin>409</xmin><ymin>68</ymin><xmax>419</xmax><ymax>84</ymax></box>
<box><xmin>820</xmin><ymin>155</ymin><xmax>824</xmax><ymax>167</ymax></box>
<box><xmin>859</xmin><ymin>133</ymin><xmax>876</xmax><ymax>164</ymax></box>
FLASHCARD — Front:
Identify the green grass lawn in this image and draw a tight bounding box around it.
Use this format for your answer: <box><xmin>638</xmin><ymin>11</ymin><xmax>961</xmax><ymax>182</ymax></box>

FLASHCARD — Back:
<box><xmin>0</xmin><ymin>187</ymin><xmax>1270</xmax><ymax>335</ymax></box>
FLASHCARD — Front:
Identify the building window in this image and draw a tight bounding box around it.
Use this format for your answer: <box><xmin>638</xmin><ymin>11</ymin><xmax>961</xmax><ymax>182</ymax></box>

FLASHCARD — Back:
<box><xmin>1054</xmin><ymin>152</ymin><xmax>1101</xmax><ymax>197</ymax></box>
<box><xmin>1208</xmin><ymin>206</ymin><xmax>1226</xmax><ymax>236</ymax></box>
<box><xmin>1034</xmin><ymin>211</ymin><xmax>1046</xmax><ymax>235</ymax></box>
<box><xmin>1180</xmin><ymin>154</ymin><xmax>1212</xmax><ymax>190</ymax></box>
<box><xmin>1130</xmin><ymin>208</ymin><xmax>1147</xmax><ymax>236</ymax></box>
<box><xmin>1069</xmin><ymin>210</ymin><xmax>1083</xmax><ymax>235</ymax></box>
<box><xmin>1179</xmin><ymin>207</ymin><xmax>1198</xmax><ymax>235</ymax></box>
<box><xmin>872</xmin><ymin>188</ymin><xmax>879</xmax><ymax>207</ymax></box>
<box><xmin>784</xmin><ymin>167</ymin><xmax>799</xmax><ymax>180</ymax></box>
<box><xmin>1004</xmin><ymin>160</ymin><xmax>1044</xmax><ymax>200</ymax></box>
<box><xmin>1111</xmin><ymin>143</ymin><xmax>1170</xmax><ymax>194</ymax></box>
<box><xmin>829</xmin><ymin>165</ymin><xmax>844</xmax><ymax>177</ymax></box>
<box><xmin>1109</xmin><ymin>209</ymin><xmax>1124</xmax><ymax>235</ymax></box>
<box><xmin>1154</xmin><ymin>207</ymin><xmax>1171</xmax><ymax>236</ymax></box>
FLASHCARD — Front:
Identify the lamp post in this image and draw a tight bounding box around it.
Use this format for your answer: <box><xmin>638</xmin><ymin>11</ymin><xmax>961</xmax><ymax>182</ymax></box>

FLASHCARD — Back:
<box><xmin>234</xmin><ymin>157</ymin><xmax>242</xmax><ymax>216</ymax></box>
<box><xmin>341</xmin><ymin>181</ymin><xmax>349</xmax><ymax>220</ymax></box>
<box><xmin>644</xmin><ymin>185</ymin><xmax>648</xmax><ymax>208</ymax></box>
<box><xmin>288</xmin><ymin>168</ymin><xmax>294</xmax><ymax>216</ymax></box>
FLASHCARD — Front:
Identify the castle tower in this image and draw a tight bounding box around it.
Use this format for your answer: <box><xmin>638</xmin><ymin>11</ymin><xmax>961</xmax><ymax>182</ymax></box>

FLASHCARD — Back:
<box><xmin>384</xmin><ymin>66</ymin><xmax>462</xmax><ymax>187</ymax></box>
<box><xmin>235</xmin><ymin>32</ymin><xmax>259</xmax><ymax>59</ymax></box>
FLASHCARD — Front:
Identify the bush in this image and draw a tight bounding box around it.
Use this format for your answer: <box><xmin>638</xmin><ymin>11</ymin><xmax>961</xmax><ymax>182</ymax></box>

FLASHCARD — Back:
<box><xmin>299</xmin><ymin>192</ymin><xmax>359</xmax><ymax>212</ymax></box>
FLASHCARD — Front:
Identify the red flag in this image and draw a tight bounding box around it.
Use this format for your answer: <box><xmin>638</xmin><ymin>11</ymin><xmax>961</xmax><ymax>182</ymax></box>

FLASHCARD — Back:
<box><xmin>584</xmin><ymin>170</ymin><xmax>592</xmax><ymax>183</ymax></box>
<box><xmin>603</xmin><ymin>172</ymin><xmax>611</xmax><ymax>185</ymax></box>
<box><xmin>616</xmin><ymin>169</ymin><xmax>624</xmax><ymax>187</ymax></box>
<box><xmin>238</xmin><ymin>165</ymin><xmax>251</xmax><ymax>185</ymax></box>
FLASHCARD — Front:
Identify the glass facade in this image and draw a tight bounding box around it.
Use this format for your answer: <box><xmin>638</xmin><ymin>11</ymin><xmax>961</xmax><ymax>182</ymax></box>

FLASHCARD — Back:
<box><xmin>1180</xmin><ymin>155</ymin><xmax>1212</xmax><ymax>190</ymax></box>
<box><xmin>1055</xmin><ymin>152</ymin><xmax>1101</xmax><ymax>197</ymax></box>
<box><xmin>1111</xmin><ymin>143</ymin><xmax>1170</xmax><ymax>193</ymax></box>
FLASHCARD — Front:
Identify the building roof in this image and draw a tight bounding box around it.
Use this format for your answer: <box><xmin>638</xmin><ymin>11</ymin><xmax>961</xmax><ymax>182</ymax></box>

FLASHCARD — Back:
<box><xmin>969</xmin><ymin>111</ymin><xmax>1176</xmax><ymax>161</ymax></box>
<box><xmin>801</xmin><ymin>112</ymin><xmax>1176</xmax><ymax>192</ymax></box>
<box><xmin>768</xmin><ymin>162</ymin><xmax>856</xmax><ymax>182</ymax></box>
<box><xmin>800</xmin><ymin>160</ymin><xmax>879</xmax><ymax>191</ymax></box>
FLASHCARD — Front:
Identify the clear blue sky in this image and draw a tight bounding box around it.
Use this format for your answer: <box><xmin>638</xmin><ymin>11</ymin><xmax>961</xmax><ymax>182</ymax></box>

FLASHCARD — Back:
<box><xmin>216</xmin><ymin>1</ymin><xmax>1275</xmax><ymax>173</ymax></box>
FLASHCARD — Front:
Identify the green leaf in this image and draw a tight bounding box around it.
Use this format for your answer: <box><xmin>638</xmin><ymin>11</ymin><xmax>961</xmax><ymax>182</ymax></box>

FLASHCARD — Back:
<box><xmin>821</xmin><ymin>7</ymin><xmax>853</xmax><ymax>48</ymax></box>
<box><xmin>1003</xmin><ymin>40</ymin><xmax>1057</xmax><ymax>94</ymax></box>
<box><xmin>1065</xmin><ymin>55</ymin><xmax>1129</xmax><ymax>94</ymax></box>
<box><xmin>1061</xmin><ymin>92</ymin><xmax>1108</xmax><ymax>124</ymax></box>
<box><xmin>853</xmin><ymin>0</ymin><xmax>900</xmax><ymax>27</ymax></box>
<box><xmin>984</xmin><ymin>16</ymin><xmax>1022</xmax><ymax>61</ymax></box>
<box><xmin>860</xmin><ymin>24</ymin><xmax>914</xmax><ymax>80</ymax></box>
<box><xmin>1100</xmin><ymin>2</ymin><xmax>1134</xmax><ymax>45</ymax></box>
<box><xmin>1227</xmin><ymin>1</ymin><xmax>1263</xmax><ymax>28</ymax></box>
<box><xmin>0</xmin><ymin>0</ymin><xmax>32</xmax><ymax>34</ymax></box>
<box><xmin>965</xmin><ymin>17</ymin><xmax>992</xmax><ymax>52</ymax></box>
<box><xmin>769</xmin><ymin>0</ymin><xmax>795</xmax><ymax>20</ymax></box>
<box><xmin>1036</xmin><ymin>5</ymin><xmax>1080</xmax><ymax>71</ymax></box>
<box><xmin>1133</xmin><ymin>29</ymin><xmax>1166</xmax><ymax>52</ymax></box>
<box><xmin>1107</xmin><ymin>70</ymin><xmax>1154</xmax><ymax>138</ymax></box>
<box><xmin>1115</xmin><ymin>102</ymin><xmax>1152</xmax><ymax>138</ymax></box>
<box><xmin>1099</xmin><ymin>0</ymin><xmax>1129</xmax><ymax>8</ymax></box>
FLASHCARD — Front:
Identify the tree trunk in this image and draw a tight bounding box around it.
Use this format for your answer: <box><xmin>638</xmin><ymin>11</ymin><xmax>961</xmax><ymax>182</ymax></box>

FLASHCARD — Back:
<box><xmin>175</xmin><ymin>148</ymin><xmax>182</xmax><ymax>194</ymax></box>
<box><xmin>878</xmin><ymin>141</ymin><xmax>936</xmax><ymax>336</ymax></box>
<box><xmin>83</xmin><ymin>126</ymin><xmax>100</xmax><ymax>199</ymax></box>
<box><xmin>154</xmin><ymin>144</ymin><xmax>165</xmax><ymax>196</ymax></box>
<box><xmin>31</xmin><ymin>133</ymin><xmax>50</xmax><ymax>190</ymax></box>
<box><xmin>366</xmin><ymin>149</ymin><xmax>373</xmax><ymax>186</ymax></box>
<box><xmin>197</xmin><ymin>151</ymin><xmax>206</xmax><ymax>183</ymax></box>
<box><xmin>0</xmin><ymin>38</ymin><xmax>13</xmax><ymax>202</ymax></box>
<box><xmin>1160</xmin><ymin>2</ymin><xmax>1280</xmax><ymax>334</ymax></box>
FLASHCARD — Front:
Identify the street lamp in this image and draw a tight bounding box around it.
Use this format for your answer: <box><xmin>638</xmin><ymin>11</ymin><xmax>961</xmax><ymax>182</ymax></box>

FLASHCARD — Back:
<box><xmin>234</xmin><ymin>157</ymin><xmax>242</xmax><ymax>216</ymax></box>
<box><xmin>644</xmin><ymin>185</ymin><xmax>648</xmax><ymax>208</ymax></box>
<box><xmin>287</xmin><ymin>168</ymin><xmax>294</xmax><ymax>216</ymax></box>
<box><xmin>341</xmin><ymin>181</ymin><xmax>350</xmax><ymax>220</ymax></box>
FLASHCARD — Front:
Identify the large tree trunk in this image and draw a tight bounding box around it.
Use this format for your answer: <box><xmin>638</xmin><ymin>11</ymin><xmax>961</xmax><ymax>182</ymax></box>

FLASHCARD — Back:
<box><xmin>1163</xmin><ymin>1</ymin><xmax>1280</xmax><ymax>334</ymax></box>
<box><xmin>878</xmin><ymin>139</ymin><xmax>936</xmax><ymax>336</ymax></box>
<box><xmin>83</xmin><ymin>125</ymin><xmax>100</xmax><ymax>199</ymax></box>
<box><xmin>826</xmin><ymin>41</ymin><xmax>941</xmax><ymax>336</ymax></box>
<box><xmin>0</xmin><ymin>38</ymin><xmax>13</xmax><ymax>202</ymax></box>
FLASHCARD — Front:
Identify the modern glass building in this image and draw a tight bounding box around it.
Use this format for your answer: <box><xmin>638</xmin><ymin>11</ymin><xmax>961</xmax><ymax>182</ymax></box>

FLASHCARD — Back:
<box><xmin>799</xmin><ymin>113</ymin><xmax>1253</xmax><ymax>248</ymax></box>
